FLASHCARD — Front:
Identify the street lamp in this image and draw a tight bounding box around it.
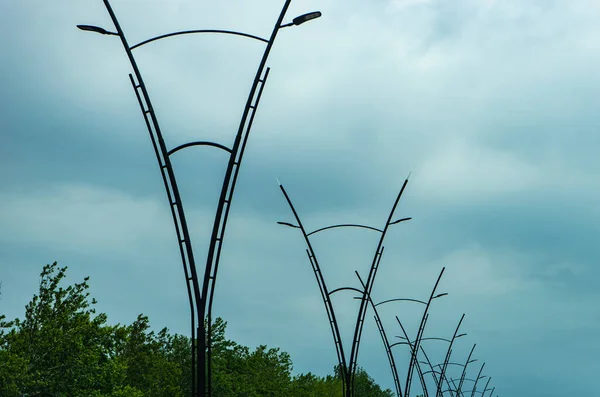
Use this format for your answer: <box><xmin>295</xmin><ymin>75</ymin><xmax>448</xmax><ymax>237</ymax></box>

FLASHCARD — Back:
<box><xmin>280</xmin><ymin>11</ymin><xmax>322</xmax><ymax>27</ymax></box>
<box><xmin>78</xmin><ymin>1</ymin><xmax>320</xmax><ymax>396</ymax></box>
<box><xmin>277</xmin><ymin>175</ymin><xmax>411</xmax><ymax>397</ymax></box>
<box><xmin>76</xmin><ymin>24</ymin><xmax>118</xmax><ymax>35</ymax></box>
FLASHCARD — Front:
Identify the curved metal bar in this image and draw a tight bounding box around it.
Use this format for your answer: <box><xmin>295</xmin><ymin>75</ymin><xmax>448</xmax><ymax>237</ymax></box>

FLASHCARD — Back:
<box><xmin>454</xmin><ymin>378</ymin><xmax>484</xmax><ymax>383</ymax></box>
<box><xmin>350</xmin><ymin>177</ymin><xmax>411</xmax><ymax>396</ymax></box>
<box><xmin>329</xmin><ymin>286</ymin><xmax>364</xmax><ymax>296</ymax></box>
<box><xmin>203</xmin><ymin>3</ymin><xmax>293</xmax><ymax>395</ymax></box>
<box><xmin>452</xmin><ymin>390</ymin><xmax>489</xmax><ymax>395</ymax></box>
<box><xmin>278</xmin><ymin>183</ymin><xmax>349</xmax><ymax>394</ymax></box>
<box><xmin>432</xmin><ymin>362</ymin><xmax>473</xmax><ymax>369</ymax></box>
<box><xmin>470</xmin><ymin>368</ymin><xmax>488</xmax><ymax>397</ymax></box>
<box><xmin>130</xmin><ymin>29</ymin><xmax>268</xmax><ymax>50</ymax></box>
<box><xmin>455</xmin><ymin>344</ymin><xmax>476</xmax><ymax>396</ymax></box>
<box><xmin>98</xmin><ymin>1</ymin><xmax>203</xmax><ymax>393</ymax></box>
<box><xmin>306</xmin><ymin>223</ymin><xmax>383</xmax><ymax>237</ymax></box>
<box><xmin>406</xmin><ymin>268</ymin><xmax>445</xmax><ymax>397</ymax></box>
<box><xmin>167</xmin><ymin>141</ymin><xmax>232</xmax><ymax>156</ymax></box>
<box><xmin>376</xmin><ymin>298</ymin><xmax>428</xmax><ymax>306</ymax></box>
<box><xmin>437</xmin><ymin>314</ymin><xmax>466</xmax><ymax>397</ymax></box>
<box><xmin>397</xmin><ymin>336</ymin><xmax>454</xmax><ymax>344</ymax></box>
<box><xmin>354</xmin><ymin>273</ymin><xmax>403</xmax><ymax>397</ymax></box>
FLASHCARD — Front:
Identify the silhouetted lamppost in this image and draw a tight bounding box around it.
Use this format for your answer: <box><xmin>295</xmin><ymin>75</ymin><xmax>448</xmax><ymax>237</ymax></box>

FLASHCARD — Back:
<box><xmin>78</xmin><ymin>1</ymin><xmax>320</xmax><ymax>395</ymax></box>
<box><xmin>277</xmin><ymin>176</ymin><xmax>411</xmax><ymax>397</ymax></box>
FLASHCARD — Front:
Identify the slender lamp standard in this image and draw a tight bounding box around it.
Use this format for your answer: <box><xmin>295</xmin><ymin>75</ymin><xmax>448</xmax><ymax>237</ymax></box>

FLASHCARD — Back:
<box><xmin>278</xmin><ymin>176</ymin><xmax>411</xmax><ymax>397</ymax></box>
<box><xmin>77</xmin><ymin>2</ymin><xmax>320</xmax><ymax>396</ymax></box>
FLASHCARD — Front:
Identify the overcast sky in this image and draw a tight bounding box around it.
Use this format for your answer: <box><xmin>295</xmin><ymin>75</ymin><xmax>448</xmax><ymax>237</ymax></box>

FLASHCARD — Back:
<box><xmin>2</xmin><ymin>0</ymin><xmax>600</xmax><ymax>396</ymax></box>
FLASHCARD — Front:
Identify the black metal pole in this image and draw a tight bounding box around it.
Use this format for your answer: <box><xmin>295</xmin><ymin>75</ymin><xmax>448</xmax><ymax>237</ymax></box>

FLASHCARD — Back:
<box><xmin>455</xmin><ymin>344</ymin><xmax>476</xmax><ymax>396</ymax></box>
<box><xmin>470</xmin><ymin>363</ymin><xmax>486</xmax><ymax>397</ymax></box>
<box><xmin>405</xmin><ymin>268</ymin><xmax>445</xmax><ymax>397</ymax></box>
<box><xmin>436</xmin><ymin>314</ymin><xmax>465</xmax><ymax>397</ymax></box>
<box><xmin>477</xmin><ymin>377</ymin><xmax>491</xmax><ymax>397</ymax></box>
<box><xmin>278</xmin><ymin>183</ymin><xmax>350</xmax><ymax>394</ymax></box>
<box><xmin>354</xmin><ymin>272</ymin><xmax>403</xmax><ymax>397</ymax></box>
<box><xmin>201</xmin><ymin>3</ymin><xmax>293</xmax><ymax>394</ymax></box>
<box><xmin>349</xmin><ymin>176</ymin><xmax>410</xmax><ymax>396</ymax></box>
<box><xmin>394</xmin><ymin>316</ymin><xmax>431</xmax><ymax>397</ymax></box>
<box><xmin>98</xmin><ymin>1</ymin><xmax>204</xmax><ymax>393</ymax></box>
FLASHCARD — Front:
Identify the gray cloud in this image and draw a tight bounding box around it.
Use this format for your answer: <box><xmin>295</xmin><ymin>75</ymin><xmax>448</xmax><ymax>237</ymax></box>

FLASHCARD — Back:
<box><xmin>2</xmin><ymin>0</ymin><xmax>600</xmax><ymax>396</ymax></box>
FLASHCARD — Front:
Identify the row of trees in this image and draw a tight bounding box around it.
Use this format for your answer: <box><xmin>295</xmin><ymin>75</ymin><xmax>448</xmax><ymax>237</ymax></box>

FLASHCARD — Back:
<box><xmin>0</xmin><ymin>263</ymin><xmax>394</xmax><ymax>396</ymax></box>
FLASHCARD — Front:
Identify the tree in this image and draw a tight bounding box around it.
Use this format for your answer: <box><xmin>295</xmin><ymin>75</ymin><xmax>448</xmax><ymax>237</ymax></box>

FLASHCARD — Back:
<box><xmin>0</xmin><ymin>263</ymin><xmax>126</xmax><ymax>396</ymax></box>
<box><xmin>0</xmin><ymin>264</ymin><xmax>396</xmax><ymax>396</ymax></box>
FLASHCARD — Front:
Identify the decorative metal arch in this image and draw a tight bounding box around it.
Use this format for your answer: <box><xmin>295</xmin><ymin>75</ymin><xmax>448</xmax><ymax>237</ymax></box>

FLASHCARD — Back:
<box><xmin>79</xmin><ymin>1</ymin><xmax>309</xmax><ymax>395</ymax></box>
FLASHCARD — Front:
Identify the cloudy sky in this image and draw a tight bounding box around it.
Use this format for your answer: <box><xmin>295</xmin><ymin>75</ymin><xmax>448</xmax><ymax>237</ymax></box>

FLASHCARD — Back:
<box><xmin>2</xmin><ymin>0</ymin><xmax>600</xmax><ymax>395</ymax></box>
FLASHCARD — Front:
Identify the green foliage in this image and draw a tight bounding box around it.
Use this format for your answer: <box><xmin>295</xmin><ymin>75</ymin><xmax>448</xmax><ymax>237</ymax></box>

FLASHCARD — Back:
<box><xmin>0</xmin><ymin>263</ymin><xmax>395</xmax><ymax>396</ymax></box>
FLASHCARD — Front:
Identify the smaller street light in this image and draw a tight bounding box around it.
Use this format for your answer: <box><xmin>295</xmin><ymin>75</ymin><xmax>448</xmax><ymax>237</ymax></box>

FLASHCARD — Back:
<box><xmin>281</xmin><ymin>11</ymin><xmax>322</xmax><ymax>28</ymax></box>
<box><xmin>457</xmin><ymin>333</ymin><xmax>467</xmax><ymax>338</ymax></box>
<box><xmin>433</xmin><ymin>293</ymin><xmax>448</xmax><ymax>299</ymax></box>
<box><xmin>277</xmin><ymin>221</ymin><xmax>300</xmax><ymax>228</ymax></box>
<box><xmin>76</xmin><ymin>24</ymin><xmax>118</xmax><ymax>36</ymax></box>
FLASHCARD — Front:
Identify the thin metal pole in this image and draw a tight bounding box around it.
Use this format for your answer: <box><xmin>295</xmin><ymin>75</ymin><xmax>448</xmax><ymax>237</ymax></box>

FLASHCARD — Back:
<box><xmin>470</xmin><ymin>364</ymin><xmax>486</xmax><ymax>397</ymax></box>
<box><xmin>278</xmin><ymin>183</ymin><xmax>349</xmax><ymax>393</ymax></box>
<box><xmin>349</xmin><ymin>176</ymin><xmax>410</xmax><ymax>396</ymax></box>
<box><xmin>455</xmin><ymin>344</ymin><xmax>476</xmax><ymax>396</ymax></box>
<box><xmin>199</xmin><ymin>2</ymin><xmax>292</xmax><ymax>395</ymax></box>
<box><xmin>437</xmin><ymin>314</ymin><xmax>465</xmax><ymax>397</ymax></box>
<box><xmin>405</xmin><ymin>268</ymin><xmax>445</xmax><ymax>397</ymax></box>
<box><xmin>99</xmin><ymin>0</ymin><xmax>203</xmax><ymax>394</ymax></box>
<box><xmin>355</xmin><ymin>273</ymin><xmax>403</xmax><ymax>397</ymax></box>
<box><xmin>395</xmin><ymin>317</ymin><xmax>431</xmax><ymax>397</ymax></box>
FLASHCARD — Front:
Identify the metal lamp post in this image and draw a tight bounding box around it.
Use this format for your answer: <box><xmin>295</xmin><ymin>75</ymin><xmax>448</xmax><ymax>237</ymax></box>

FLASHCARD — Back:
<box><xmin>277</xmin><ymin>176</ymin><xmax>411</xmax><ymax>397</ymax></box>
<box><xmin>77</xmin><ymin>1</ymin><xmax>320</xmax><ymax>396</ymax></box>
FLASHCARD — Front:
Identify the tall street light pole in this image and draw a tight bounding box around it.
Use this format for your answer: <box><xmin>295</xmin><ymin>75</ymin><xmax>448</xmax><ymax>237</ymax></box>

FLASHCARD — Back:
<box><xmin>77</xmin><ymin>2</ymin><xmax>320</xmax><ymax>396</ymax></box>
<box><xmin>277</xmin><ymin>176</ymin><xmax>411</xmax><ymax>397</ymax></box>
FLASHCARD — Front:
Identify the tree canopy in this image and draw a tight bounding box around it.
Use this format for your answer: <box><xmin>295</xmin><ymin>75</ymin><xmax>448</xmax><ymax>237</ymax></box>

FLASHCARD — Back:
<box><xmin>0</xmin><ymin>263</ymin><xmax>394</xmax><ymax>396</ymax></box>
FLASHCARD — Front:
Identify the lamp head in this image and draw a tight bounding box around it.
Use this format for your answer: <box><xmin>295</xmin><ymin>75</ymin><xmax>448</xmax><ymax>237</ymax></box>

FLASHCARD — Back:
<box><xmin>77</xmin><ymin>24</ymin><xmax>116</xmax><ymax>35</ymax></box>
<box><xmin>293</xmin><ymin>11</ymin><xmax>322</xmax><ymax>26</ymax></box>
<box><xmin>277</xmin><ymin>221</ymin><xmax>299</xmax><ymax>229</ymax></box>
